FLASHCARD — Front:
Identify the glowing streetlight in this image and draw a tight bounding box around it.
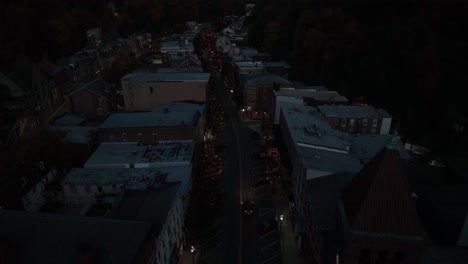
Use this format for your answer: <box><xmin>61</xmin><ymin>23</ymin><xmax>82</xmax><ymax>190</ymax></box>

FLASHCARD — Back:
<box><xmin>190</xmin><ymin>245</ymin><xmax>196</xmax><ymax>264</ymax></box>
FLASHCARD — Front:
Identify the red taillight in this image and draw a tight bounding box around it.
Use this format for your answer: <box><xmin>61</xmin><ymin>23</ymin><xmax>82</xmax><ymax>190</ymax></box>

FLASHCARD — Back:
<box><xmin>250</xmin><ymin>210</ymin><xmax>253</xmax><ymax>213</ymax></box>
<box><xmin>244</xmin><ymin>210</ymin><xmax>247</xmax><ymax>213</ymax></box>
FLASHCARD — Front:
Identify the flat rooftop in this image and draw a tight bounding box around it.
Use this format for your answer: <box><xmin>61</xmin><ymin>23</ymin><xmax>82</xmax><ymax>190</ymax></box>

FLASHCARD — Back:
<box><xmin>48</xmin><ymin>126</ymin><xmax>97</xmax><ymax>144</ymax></box>
<box><xmin>100</xmin><ymin>104</ymin><xmax>203</xmax><ymax>128</ymax></box>
<box><xmin>232</xmin><ymin>61</ymin><xmax>264</xmax><ymax>69</ymax></box>
<box><xmin>318</xmin><ymin>105</ymin><xmax>391</xmax><ymax>119</ymax></box>
<box><xmin>107</xmin><ymin>183</ymin><xmax>180</xmax><ymax>238</ymax></box>
<box><xmin>84</xmin><ymin>141</ymin><xmax>195</xmax><ymax>168</ymax></box>
<box><xmin>349</xmin><ymin>134</ymin><xmax>410</xmax><ymax>160</ymax></box>
<box><xmin>280</xmin><ymin>101</ymin><xmax>351</xmax><ymax>152</ymax></box>
<box><xmin>63</xmin><ymin>165</ymin><xmax>191</xmax><ymax>196</ymax></box>
<box><xmin>275</xmin><ymin>89</ymin><xmax>348</xmax><ymax>102</ymax></box>
<box><xmin>280</xmin><ymin>101</ymin><xmax>406</xmax><ymax>159</ymax></box>
<box><xmin>298</xmin><ymin>146</ymin><xmax>361</xmax><ymax>173</ymax></box>
<box><xmin>246</xmin><ymin>73</ymin><xmax>292</xmax><ymax>86</ymax></box>
<box><xmin>121</xmin><ymin>72</ymin><xmax>210</xmax><ymax>82</ymax></box>
<box><xmin>52</xmin><ymin>114</ymin><xmax>85</xmax><ymax>126</ymax></box>
<box><xmin>0</xmin><ymin>210</ymin><xmax>151</xmax><ymax>264</ymax></box>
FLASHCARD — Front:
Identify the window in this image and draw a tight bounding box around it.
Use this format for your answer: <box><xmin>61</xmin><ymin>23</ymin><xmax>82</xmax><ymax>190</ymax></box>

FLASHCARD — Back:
<box><xmin>85</xmin><ymin>185</ymin><xmax>91</xmax><ymax>193</ymax></box>
<box><xmin>98</xmin><ymin>97</ymin><xmax>103</xmax><ymax>106</ymax></box>
<box><xmin>153</xmin><ymin>133</ymin><xmax>158</xmax><ymax>141</ymax></box>
<box><xmin>110</xmin><ymin>135</ymin><xmax>115</xmax><ymax>142</ymax></box>
<box><xmin>372</xmin><ymin>119</ymin><xmax>378</xmax><ymax>127</ymax></box>
<box><xmin>138</xmin><ymin>133</ymin><xmax>142</xmax><ymax>141</ymax></box>
<box><xmin>371</xmin><ymin>128</ymin><xmax>376</xmax><ymax>134</ymax></box>
<box><xmin>363</xmin><ymin>119</ymin><xmax>368</xmax><ymax>126</ymax></box>
<box><xmin>149</xmin><ymin>87</ymin><xmax>153</xmax><ymax>94</ymax></box>
<box><xmin>98</xmin><ymin>108</ymin><xmax>103</xmax><ymax>115</ymax></box>
<box><xmin>122</xmin><ymin>133</ymin><xmax>127</xmax><ymax>141</ymax></box>
<box><xmin>350</xmin><ymin>119</ymin><xmax>355</xmax><ymax>126</ymax></box>
<box><xmin>335</xmin><ymin>119</ymin><xmax>339</xmax><ymax>125</ymax></box>
<box><xmin>341</xmin><ymin>119</ymin><xmax>347</xmax><ymax>127</ymax></box>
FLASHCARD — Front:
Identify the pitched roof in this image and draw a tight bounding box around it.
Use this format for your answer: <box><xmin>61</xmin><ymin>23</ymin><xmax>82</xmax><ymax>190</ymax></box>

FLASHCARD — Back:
<box><xmin>340</xmin><ymin>143</ymin><xmax>425</xmax><ymax>237</ymax></box>
<box><xmin>68</xmin><ymin>79</ymin><xmax>109</xmax><ymax>97</ymax></box>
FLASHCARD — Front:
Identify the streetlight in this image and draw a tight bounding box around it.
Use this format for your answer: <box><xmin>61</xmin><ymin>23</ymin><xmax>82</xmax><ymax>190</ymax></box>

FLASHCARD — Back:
<box><xmin>241</xmin><ymin>108</ymin><xmax>245</xmax><ymax>120</ymax></box>
<box><xmin>279</xmin><ymin>214</ymin><xmax>284</xmax><ymax>233</ymax></box>
<box><xmin>190</xmin><ymin>245</ymin><xmax>196</xmax><ymax>264</ymax></box>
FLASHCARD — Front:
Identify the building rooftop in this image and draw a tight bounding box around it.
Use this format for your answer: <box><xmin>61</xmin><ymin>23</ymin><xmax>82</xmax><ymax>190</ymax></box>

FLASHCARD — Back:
<box><xmin>306</xmin><ymin>171</ymin><xmax>356</xmax><ymax>230</ymax></box>
<box><xmin>84</xmin><ymin>141</ymin><xmax>195</xmax><ymax>168</ymax></box>
<box><xmin>262</xmin><ymin>61</ymin><xmax>291</xmax><ymax>68</ymax></box>
<box><xmin>121</xmin><ymin>72</ymin><xmax>210</xmax><ymax>82</ymax></box>
<box><xmin>63</xmin><ymin>165</ymin><xmax>191</xmax><ymax>196</ymax></box>
<box><xmin>341</xmin><ymin>146</ymin><xmax>425</xmax><ymax>237</ymax></box>
<box><xmin>349</xmin><ymin>134</ymin><xmax>410</xmax><ymax>160</ymax></box>
<box><xmin>274</xmin><ymin>89</ymin><xmax>348</xmax><ymax>102</ymax></box>
<box><xmin>48</xmin><ymin>126</ymin><xmax>97</xmax><ymax>144</ymax></box>
<box><xmin>68</xmin><ymin>79</ymin><xmax>109</xmax><ymax>97</ymax></box>
<box><xmin>298</xmin><ymin>146</ymin><xmax>362</xmax><ymax>174</ymax></box>
<box><xmin>245</xmin><ymin>72</ymin><xmax>292</xmax><ymax>87</ymax></box>
<box><xmin>106</xmin><ymin>183</ymin><xmax>180</xmax><ymax>238</ymax></box>
<box><xmin>0</xmin><ymin>210</ymin><xmax>152</xmax><ymax>264</ymax></box>
<box><xmin>52</xmin><ymin>114</ymin><xmax>86</xmax><ymax>126</ymax></box>
<box><xmin>279</xmin><ymin>101</ymin><xmax>351</xmax><ymax>153</ymax></box>
<box><xmin>318</xmin><ymin>105</ymin><xmax>391</xmax><ymax>119</ymax></box>
<box><xmin>100</xmin><ymin>108</ymin><xmax>199</xmax><ymax>129</ymax></box>
<box><xmin>232</xmin><ymin>61</ymin><xmax>265</xmax><ymax>69</ymax></box>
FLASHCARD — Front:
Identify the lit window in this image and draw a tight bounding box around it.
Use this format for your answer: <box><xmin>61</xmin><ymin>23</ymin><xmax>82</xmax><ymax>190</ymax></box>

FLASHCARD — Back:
<box><xmin>122</xmin><ymin>133</ymin><xmax>127</xmax><ymax>141</ymax></box>
<box><xmin>350</xmin><ymin>119</ymin><xmax>355</xmax><ymax>126</ymax></box>
<box><xmin>138</xmin><ymin>133</ymin><xmax>142</xmax><ymax>141</ymax></box>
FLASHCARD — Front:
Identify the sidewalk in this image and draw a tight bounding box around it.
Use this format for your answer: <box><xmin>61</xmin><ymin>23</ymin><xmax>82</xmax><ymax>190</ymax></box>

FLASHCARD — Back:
<box><xmin>272</xmin><ymin>181</ymin><xmax>302</xmax><ymax>264</ymax></box>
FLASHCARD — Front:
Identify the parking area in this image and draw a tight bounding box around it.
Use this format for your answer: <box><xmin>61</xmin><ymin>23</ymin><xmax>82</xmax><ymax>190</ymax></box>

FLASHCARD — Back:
<box><xmin>258</xmin><ymin>207</ymin><xmax>282</xmax><ymax>264</ymax></box>
<box><xmin>251</xmin><ymin>149</ymin><xmax>282</xmax><ymax>264</ymax></box>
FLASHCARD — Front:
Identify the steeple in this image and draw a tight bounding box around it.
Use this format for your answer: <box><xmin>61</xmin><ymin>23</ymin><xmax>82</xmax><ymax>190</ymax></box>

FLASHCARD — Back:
<box><xmin>340</xmin><ymin>142</ymin><xmax>424</xmax><ymax>237</ymax></box>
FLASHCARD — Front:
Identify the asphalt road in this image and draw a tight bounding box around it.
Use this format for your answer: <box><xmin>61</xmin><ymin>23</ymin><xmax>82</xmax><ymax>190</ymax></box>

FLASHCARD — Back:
<box><xmin>197</xmin><ymin>72</ymin><xmax>282</xmax><ymax>264</ymax></box>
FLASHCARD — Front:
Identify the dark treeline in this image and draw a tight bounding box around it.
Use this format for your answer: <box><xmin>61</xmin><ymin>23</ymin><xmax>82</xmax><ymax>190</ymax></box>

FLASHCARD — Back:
<box><xmin>246</xmin><ymin>0</ymin><xmax>468</xmax><ymax>151</ymax></box>
<box><xmin>0</xmin><ymin>0</ymin><xmax>225</xmax><ymax>62</ymax></box>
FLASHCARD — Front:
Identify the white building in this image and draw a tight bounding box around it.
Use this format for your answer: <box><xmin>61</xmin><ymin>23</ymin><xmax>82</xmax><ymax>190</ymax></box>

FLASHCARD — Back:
<box><xmin>84</xmin><ymin>141</ymin><xmax>195</xmax><ymax>169</ymax></box>
<box><xmin>21</xmin><ymin>167</ymin><xmax>60</xmax><ymax>212</ymax></box>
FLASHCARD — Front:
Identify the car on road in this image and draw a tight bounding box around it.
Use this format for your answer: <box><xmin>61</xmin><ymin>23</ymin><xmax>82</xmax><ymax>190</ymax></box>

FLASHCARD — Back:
<box><xmin>243</xmin><ymin>201</ymin><xmax>254</xmax><ymax>215</ymax></box>
<box><xmin>260</xmin><ymin>219</ymin><xmax>278</xmax><ymax>234</ymax></box>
